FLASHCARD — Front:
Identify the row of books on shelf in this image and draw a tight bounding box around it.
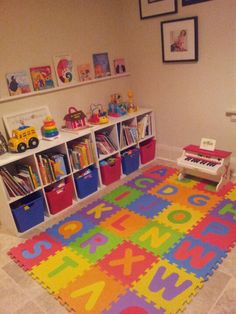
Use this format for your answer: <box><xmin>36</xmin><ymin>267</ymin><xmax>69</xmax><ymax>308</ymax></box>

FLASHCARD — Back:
<box><xmin>120</xmin><ymin>125</ymin><xmax>138</xmax><ymax>147</ymax></box>
<box><xmin>95</xmin><ymin>132</ymin><xmax>118</xmax><ymax>156</ymax></box>
<box><xmin>137</xmin><ymin>114</ymin><xmax>152</xmax><ymax>139</ymax></box>
<box><xmin>5</xmin><ymin>53</ymin><xmax>126</xmax><ymax>97</ymax></box>
<box><xmin>0</xmin><ymin>164</ymin><xmax>40</xmax><ymax>198</ymax></box>
<box><xmin>37</xmin><ymin>153</ymin><xmax>69</xmax><ymax>185</ymax></box>
<box><xmin>68</xmin><ymin>138</ymin><xmax>95</xmax><ymax>171</ymax></box>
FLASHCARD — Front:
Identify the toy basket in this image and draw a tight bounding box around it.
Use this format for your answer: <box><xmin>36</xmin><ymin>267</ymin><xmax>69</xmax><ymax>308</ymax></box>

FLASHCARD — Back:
<box><xmin>64</xmin><ymin>107</ymin><xmax>87</xmax><ymax>130</ymax></box>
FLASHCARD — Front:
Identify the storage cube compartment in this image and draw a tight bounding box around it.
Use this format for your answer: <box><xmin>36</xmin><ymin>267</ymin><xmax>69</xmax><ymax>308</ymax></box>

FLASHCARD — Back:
<box><xmin>140</xmin><ymin>138</ymin><xmax>156</xmax><ymax>164</ymax></box>
<box><xmin>75</xmin><ymin>165</ymin><xmax>98</xmax><ymax>199</ymax></box>
<box><xmin>100</xmin><ymin>156</ymin><xmax>121</xmax><ymax>185</ymax></box>
<box><xmin>11</xmin><ymin>191</ymin><xmax>45</xmax><ymax>232</ymax></box>
<box><xmin>45</xmin><ymin>177</ymin><xmax>74</xmax><ymax>214</ymax></box>
<box><xmin>121</xmin><ymin>148</ymin><xmax>140</xmax><ymax>175</ymax></box>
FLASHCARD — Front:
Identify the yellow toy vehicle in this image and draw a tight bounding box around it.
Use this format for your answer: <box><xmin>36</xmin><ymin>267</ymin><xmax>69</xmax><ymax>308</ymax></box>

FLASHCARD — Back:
<box><xmin>8</xmin><ymin>126</ymin><xmax>39</xmax><ymax>153</ymax></box>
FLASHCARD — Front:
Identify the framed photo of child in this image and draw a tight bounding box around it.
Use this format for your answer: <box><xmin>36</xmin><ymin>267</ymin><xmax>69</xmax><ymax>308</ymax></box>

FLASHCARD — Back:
<box><xmin>161</xmin><ymin>16</ymin><xmax>198</xmax><ymax>62</ymax></box>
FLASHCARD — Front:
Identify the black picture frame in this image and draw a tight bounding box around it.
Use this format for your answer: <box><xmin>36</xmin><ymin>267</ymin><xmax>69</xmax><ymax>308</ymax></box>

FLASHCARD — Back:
<box><xmin>139</xmin><ymin>0</ymin><xmax>177</xmax><ymax>20</ymax></box>
<box><xmin>161</xmin><ymin>16</ymin><xmax>198</xmax><ymax>63</ymax></box>
<box><xmin>182</xmin><ymin>0</ymin><xmax>211</xmax><ymax>6</ymax></box>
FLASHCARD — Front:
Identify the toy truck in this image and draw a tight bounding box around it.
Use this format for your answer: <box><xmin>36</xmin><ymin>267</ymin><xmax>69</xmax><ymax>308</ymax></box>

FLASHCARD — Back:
<box><xmin>8</xmin><ymin>126</ymin><xmax>39</xmax><ymax>153</ymax></box>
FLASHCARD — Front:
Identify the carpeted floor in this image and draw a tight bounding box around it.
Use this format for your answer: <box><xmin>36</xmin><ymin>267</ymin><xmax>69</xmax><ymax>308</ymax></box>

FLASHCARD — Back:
<box><xmin>8</xmin><ymin>165</ymin><xmax>236</xmax><ymax>313</ymax></box>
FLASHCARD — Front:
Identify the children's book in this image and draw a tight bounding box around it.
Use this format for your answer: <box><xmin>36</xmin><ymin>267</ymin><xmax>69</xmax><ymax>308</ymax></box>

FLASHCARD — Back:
<box><xmin>6</xmin><ymin>71</ymin><xmax>31</xmax><ymax>96</ymax></box>
<box><xmin>92</xmin><ymin>53</ymin><xmax>111</xmax><ymax>78</ymax></box>
<box><xmin>30</xmin><ymin>65</ymin><xmax>54</xmax><ymax>91</ymax></box>
<box><xmin>114</xmin><ymin>58</ymin><xmax>126</xmax><ymax>74</ymax></box>
<box><xmin>77</xmin><ymin>63</ymin><xmax>92</xmax><ymax>82</ymax></box>
<box><xmin>53</xmin><ymin>54</ymin><xmax>76</xmax><ymax>86</ymax></box>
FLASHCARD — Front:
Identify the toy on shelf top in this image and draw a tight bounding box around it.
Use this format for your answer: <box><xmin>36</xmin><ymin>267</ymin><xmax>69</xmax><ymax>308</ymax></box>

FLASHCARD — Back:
<box><xmin>127</xmin><ymin>90</ymin><xmax>138</xmax><ymax>113</ymax></box>
<box><xmin>8</xmin><ymin>125</ymin><xmax>39</xmax><ymax>153</ymax></box>
<box><xmin>41</xmin><ymin>116</ymin><xmax>59</xmax><ymax>140</ymax></box>
<box><xmin>62</xmin><ymin>106</ymin><xmax>88</xmax><ymax>131</ymax></box>
<box><xmin>108</xmin><ymin>93</ymin><xmax>128</xmax><ymax>117</ymax></box>
<box><xmin>88</xmin><ymin>104</ymin><xmax>109</xmax><ymax>125</ymax></box>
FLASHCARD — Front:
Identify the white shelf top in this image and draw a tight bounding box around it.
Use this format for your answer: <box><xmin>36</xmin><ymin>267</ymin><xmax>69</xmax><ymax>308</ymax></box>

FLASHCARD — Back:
<box><xmin>0</xmin><ymin>73</ymin><xmax>130</xmax><ymax>103</ymax></box>
<box><xmin>0</xmin><ymin>107</ymin><xmax>152</xmax><ymax>167</ymax></box>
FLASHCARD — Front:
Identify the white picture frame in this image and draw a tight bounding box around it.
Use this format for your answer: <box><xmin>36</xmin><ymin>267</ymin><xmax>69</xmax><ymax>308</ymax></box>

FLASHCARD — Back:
<box><xmin>161</xmin><ymin>16</ymin><xmax>198</xmax><ymax>62</ymax></box>
<box><xmin>139</xmin><ymin>0</ymin><xmax>177</xmax><ymax>19</ymax></box>
<box><xmin>3</xmin><ymin>106</ymin><xmax>51</xmax><ymax>139</ymax></box>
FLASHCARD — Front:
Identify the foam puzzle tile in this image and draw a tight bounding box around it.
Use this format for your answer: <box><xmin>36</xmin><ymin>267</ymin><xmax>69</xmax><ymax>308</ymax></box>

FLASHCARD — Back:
<box><xmin>56</xmin><ymin>265</ymin><xmax>125</xmax><ymax>314</ymax></box>
<box><xmin>143</xmin><ymin>165</ymin><xmax>177</xmax><ymax>181</ymax></box>
<box><xmin>8</xmin><ymin>232</ymin><xmax>62</xmax><ymax>270</ymax></box>
<box><xmin>164</xmin><ymin>235</ymin><xmax>226</xmax><ymax>280</ymax></box>
<box><xmin>98</xmin><ymin>240</ymin><xmax>157</xmax><ymax>287</ymax></box>
<box><xmin>211</xmin><ymin>199</ymin><xmax>236</xmax><ymax>224</ymax></box>
<box><xmin>46</xmin><ymin>213</ymin><xmax>95</xmax><ymax>245</ymax></box>
<box><xmin>103</xmin><ymin>290</ymin><xmax>165</xmax><ymax>313</ymax></box>
<box><xmin>129</xmin><ymin>220</ymin><xmax>183</xmax><ymax>257</ymax></box>
<box><xmin>226</xmin><ymin>185</ymin><xmax>236</xmax><ymax>201</ymax></box>
<box><xmin>189</xmin><ymin>214</ymin><xmax>236</xmax><ymax>251</ymax></box>
<box><xmin>154</xmin><ymin>203</ymin><xmax>205</xmax><ymax>234</ymax></box>
<box><xmin>150</xmin><ymin>182</ymin><xmax>221</xmax><ymax>214</ymax></box>
<box><xmin>125</xmin><ymin>174</ymin><xmax>161</xmax><ymax>192</ymax></box>
<box><xmin>132</xmin><ymin>258</ymin><xmax>203</xmax><ymax>314</ymax></box>
<box><xmin>30</xmin><ymin>246</ymin><xmax>91</xmax><ymax>294</ymax></box>
<box><xmin>126</xmin><ymin>193</ymin><xmax>171</xmax><ymax>218</ymax></box>
<box><xmin>195</xmin><ymin>180</ymin><xmax>235</xmax><ymax>197</ymax></box>
<box><xmin>167</xmin><ymin>173</ymin><xmax>200</xmax><ymax>189</ymax></box>
<box><xmin>78</xmin><ymin>199</ymin><xmax>121</xmax><ymax>224</ymax></box>
<box><xmin>100</xmin><ymin>208</ymin><xmax>149</xmax><ymax>239</ymax></box>
<box><xmin>69</xmin><ymin>226</ymin><xmax>123</xmax><ymax>263</ymax></box>
<box><xmin>102</xmin><ymin>185</ymin><xmax>143</xmax><ymax>207</ymax></box>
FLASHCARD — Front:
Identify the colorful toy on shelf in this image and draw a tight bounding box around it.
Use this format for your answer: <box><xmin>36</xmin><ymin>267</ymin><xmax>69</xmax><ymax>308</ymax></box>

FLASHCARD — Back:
<box><xmin>88</xmin><ymin>104</ymin><xmax>109</xmax><ymax>124</ymax></box>
<box><xmin>41</xmin><ymin>116</ymin><xmax>59</xmax><ymax>140</ymax></box>
<box><xmin>8</xmin><ymin>125</ymin><xmax>39</xmax><ymax>153</ymax></box>
<box><xmin>63</xmin><ymin>106</ymin><xmax>88</xmax><ymax>130</ymax></box>
<box><xmin>127</xmin><ymin>90</ymin><xmax>138</xmax><ymax>113</ymax></box>
<box><xmin>108</xmin><ymin>93</ymin><xmax>128</xmax><ymax>117</ymax></box>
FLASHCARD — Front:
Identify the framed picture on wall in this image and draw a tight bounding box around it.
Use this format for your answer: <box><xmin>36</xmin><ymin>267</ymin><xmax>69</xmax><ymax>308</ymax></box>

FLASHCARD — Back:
<box><xmin>182</xmin><ymin>0</ymin><xmax>211</xmax><ymax>6</ymax></box>
<box><xmin>139</xmin><ymin>0</ymin><xmax>177</xmax><ymax>19</ymax></box>
<box><xmin>161</xmin><ymin>16</ymin><xmax>198</xmax><ymax>62</ymax></box>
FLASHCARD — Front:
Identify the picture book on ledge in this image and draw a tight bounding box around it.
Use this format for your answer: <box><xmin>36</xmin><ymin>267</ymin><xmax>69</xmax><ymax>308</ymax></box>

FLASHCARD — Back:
<box><xmin>6</xmin><ymin>71</ymin><xmax>31</xmax><ymax>96</ymax></box>
<box><xmin>77</xmin><ymin>63</ymin><xmax>92</xmax><ymax>82</ymax></box>
<box><xmin>114</xmin><ymin>58</ymin><xmax>126</xmax><ymax>74</ymax></box>
<box><xmin>93</xmin><ymin>52</ymin><xmax>111</xmax><ymax>79</ymax></box>
<box><xmin>53</xmin><ymin>54</ymin><xmax>76</xmax><ymax>86</ymax></box>
<box><xmin>30</xmin><ymin>65</ymin><xmax>54</xmax><ymax>91</ymax></box>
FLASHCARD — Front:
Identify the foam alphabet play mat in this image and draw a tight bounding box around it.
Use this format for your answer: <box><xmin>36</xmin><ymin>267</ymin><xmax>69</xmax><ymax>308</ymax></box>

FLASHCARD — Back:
<box><xmin>8</xmin><ymin>165</ymin><xmax>236</xmax><ymax>313</ymax></box>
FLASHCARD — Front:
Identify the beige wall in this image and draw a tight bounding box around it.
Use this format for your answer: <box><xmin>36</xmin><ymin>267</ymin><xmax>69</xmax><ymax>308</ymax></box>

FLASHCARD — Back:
<box><xmin>121</xmin><ymin>0</ymin><xmax>236</xmax><ymax>172</ymax></box>
<box><xmin>0</xmin><ymin>0</ymin><xmax>236</xmax><ymax>172</ymax></box>
<box><xmin>0</xmin><ymin>0</ymin><xmax>131</xmax><ymax>132</ymax></box>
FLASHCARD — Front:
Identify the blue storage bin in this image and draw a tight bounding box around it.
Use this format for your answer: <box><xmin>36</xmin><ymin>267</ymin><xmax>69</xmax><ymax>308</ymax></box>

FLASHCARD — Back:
<box><xmin>75</xmin><ymin>166</ymin><xmax>98</xmax><ymax>199</ymax></box>
<box><xmin>11</xmin><ymin>192</ymin><xmax>45</xmax><ymax>232</ymax></box>
<box><xmin>121</xmin><ymin>148</ymin><xmax>140</xmax><ymax>175</ymax></box>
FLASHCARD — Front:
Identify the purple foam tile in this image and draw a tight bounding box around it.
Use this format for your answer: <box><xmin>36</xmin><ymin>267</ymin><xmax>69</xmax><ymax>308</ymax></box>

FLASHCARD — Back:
<box><xmin>125</xmin><ymin>174</ymin><xmax>161</xmax><ymax>192</ymax></box>
<box><xmin>211</xmin><ymin>199</ymin><xmax>236</xmax><ymax>224</ymax></box>
<box><xmin>103</xmin><ymin>290</ymin><xmax>164</xmax><ymax>314</ymax></box>
<box><xmin>127</xmin><ymin>194</ymin><xmax>170</xmax><ymax>218</ymax></box>
<box><xmin>78</xmin><ymin>199</ymin><xmax>121</xmax><ymax>224</ymax></box>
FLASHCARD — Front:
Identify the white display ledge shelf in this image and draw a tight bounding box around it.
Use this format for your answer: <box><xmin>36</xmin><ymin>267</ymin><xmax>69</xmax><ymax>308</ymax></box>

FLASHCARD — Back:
<box><xmin>0</xmin><ymin>73</ymin><xmax>130</xmax><ymax>103</ymax></box>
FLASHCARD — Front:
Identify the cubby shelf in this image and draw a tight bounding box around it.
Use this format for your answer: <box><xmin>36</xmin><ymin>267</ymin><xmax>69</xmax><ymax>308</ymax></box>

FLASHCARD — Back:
<box><xmin>0</xmin><ymin>107</ymin><xmax>156</xmax><ymax>235</ymax></box>
<box><xmin>0</xmin><ymin>73</ymin><xmax>130</xmax><ymax>103</ymax></box>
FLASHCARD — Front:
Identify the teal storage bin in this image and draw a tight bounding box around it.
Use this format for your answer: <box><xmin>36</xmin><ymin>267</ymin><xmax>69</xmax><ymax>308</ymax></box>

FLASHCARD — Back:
<box><xmin>11</xmin><ymin>191</ymin><xmax>45</xmax><ymax>232</ymax></box>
